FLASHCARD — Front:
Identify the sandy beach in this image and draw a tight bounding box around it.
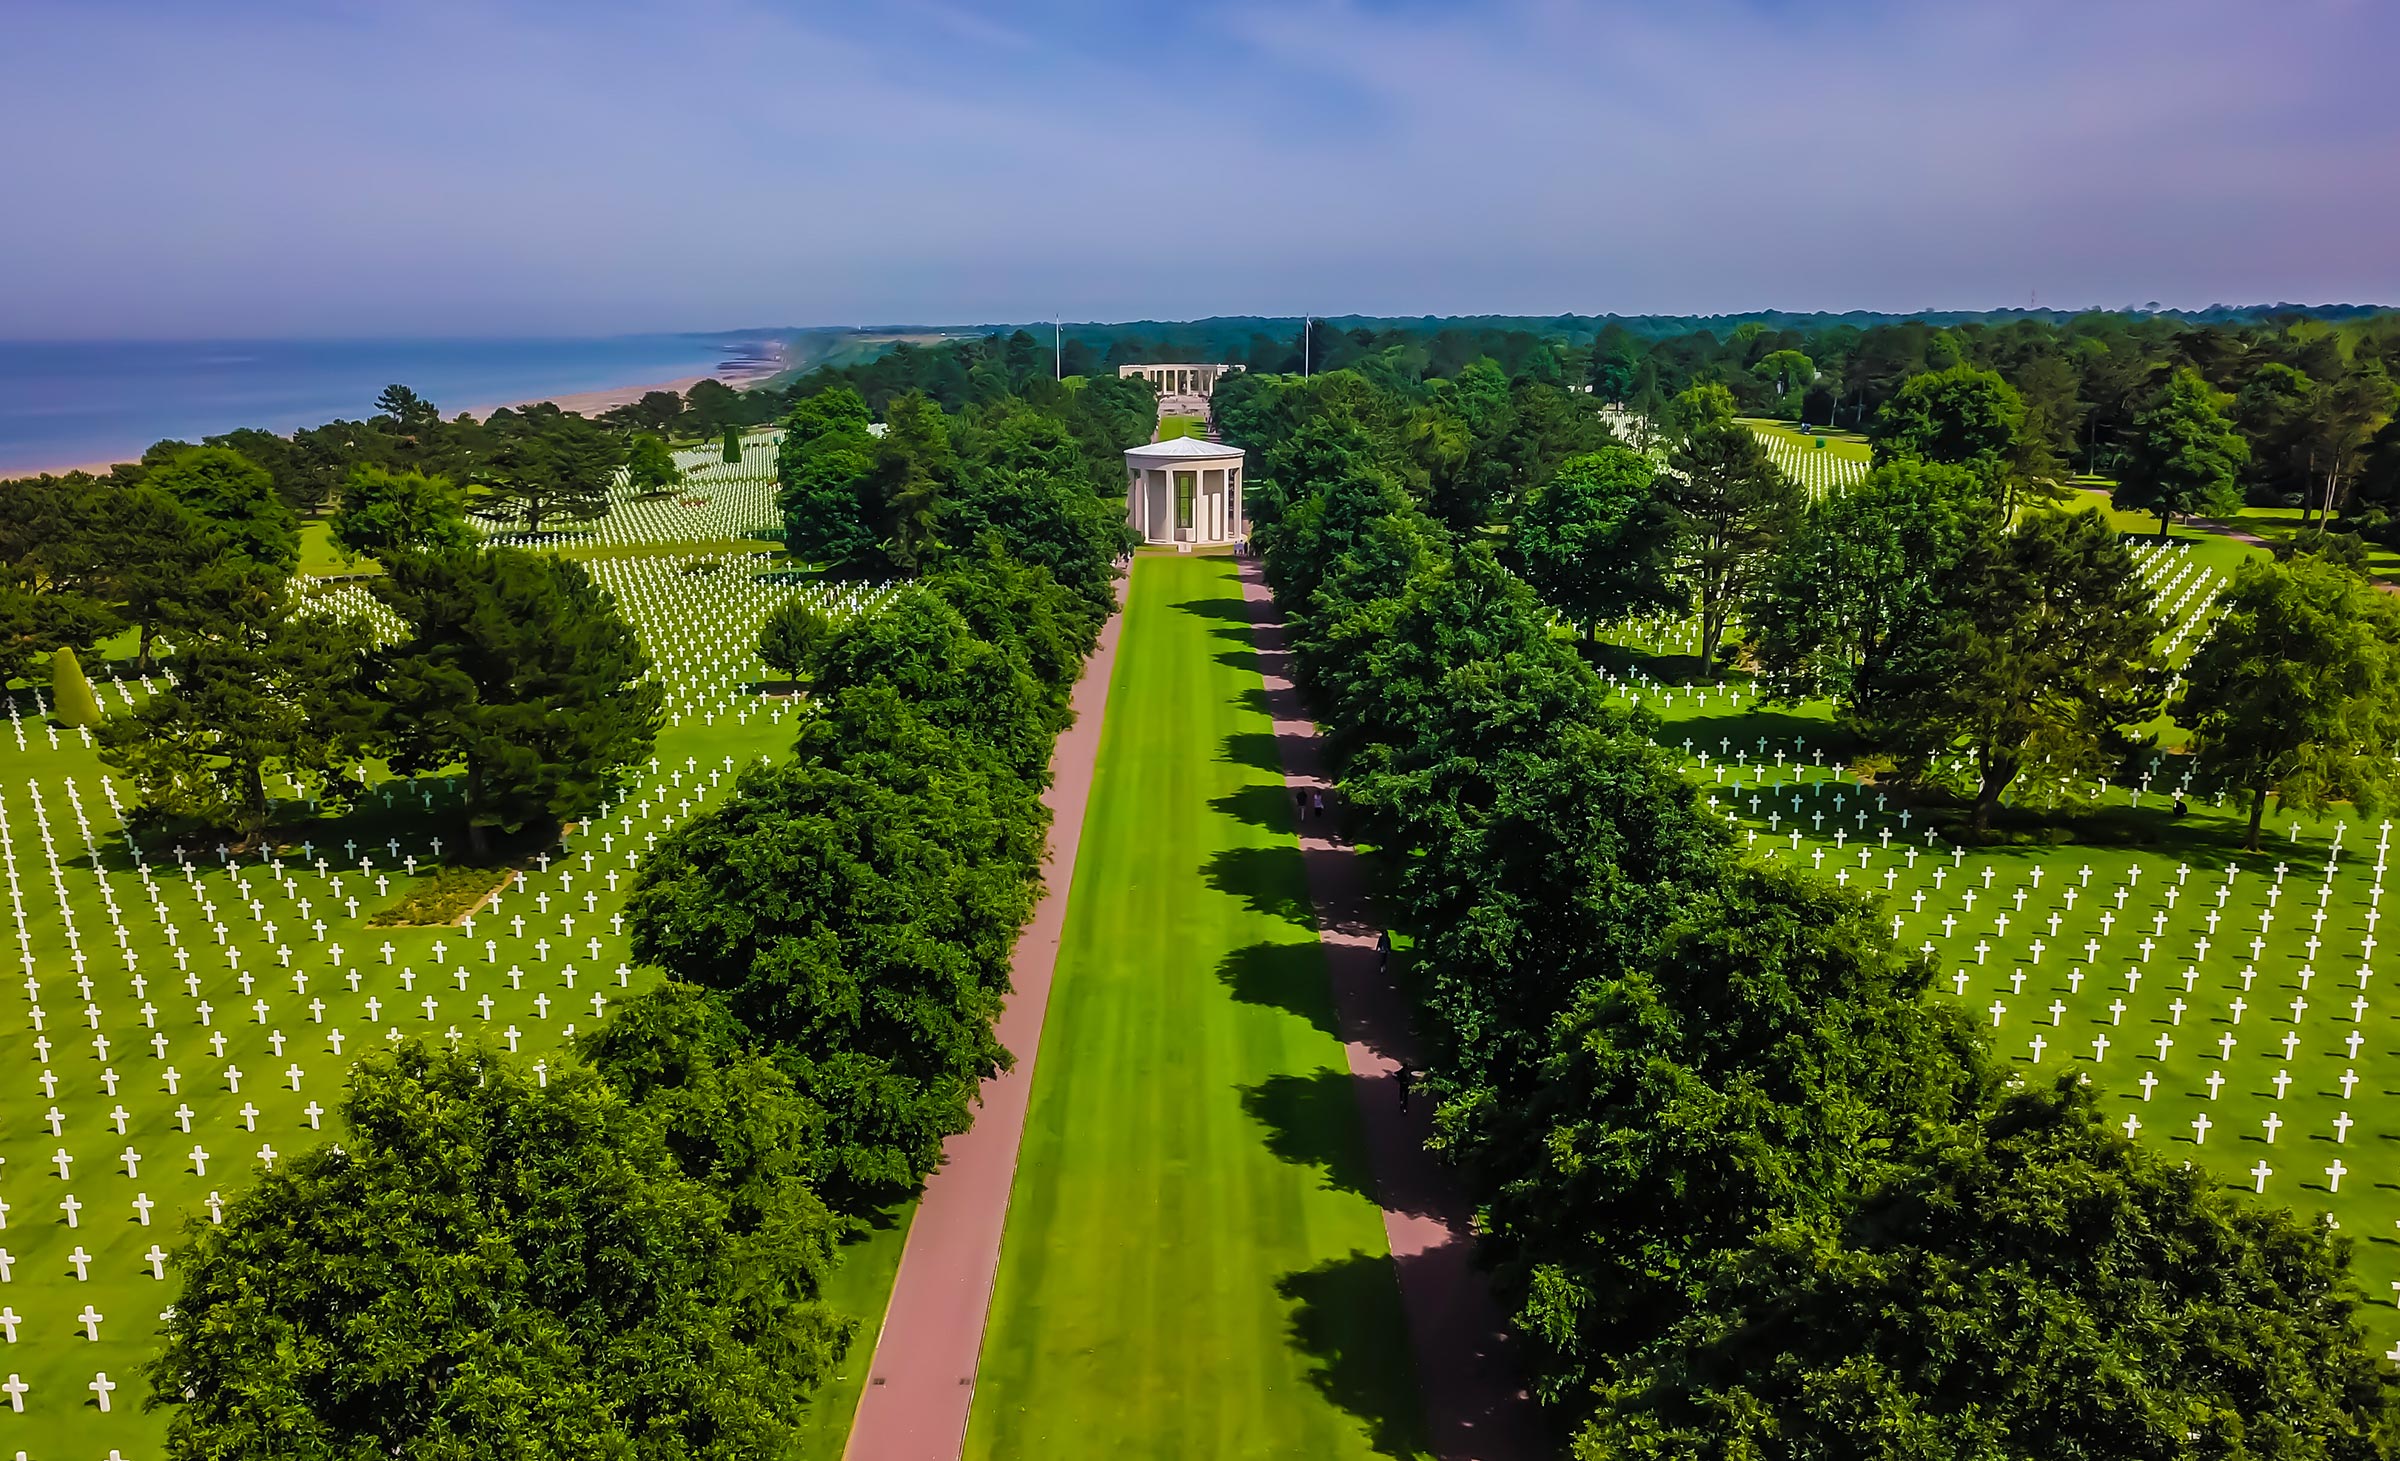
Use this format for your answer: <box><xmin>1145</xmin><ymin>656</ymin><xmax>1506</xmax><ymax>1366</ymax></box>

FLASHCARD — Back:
<box><xmin>4</xmin><ymin>360</ymin><xmax>785</xmax><ymax>479</ymax></box>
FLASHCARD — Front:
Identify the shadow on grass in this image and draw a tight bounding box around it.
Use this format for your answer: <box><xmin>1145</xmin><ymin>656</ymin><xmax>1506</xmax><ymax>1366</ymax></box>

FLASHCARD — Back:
<box><xmin>1218</xmin><ymin>940</ymin><xmax>1340</xmax><ymax>1040</ymax></box>
<box><xmin>1240</xmin><ymin>1068</ymin><xmax>1379</xmax><ymax>1203</ymax></box>
<box><xmin>1204</xmin><ymin>845</ymin><xmax>1317</xmax><ymax>927</ymax></box>
<box><xmin>1276</xmin><ymin>1251</ymin><xmax>1434</xmax><ymax>1460</ymax></box>
<box><xmin>1221</xmin><ymin>733</ymin><xmax>1289</xmax><ymax>778</ymax></box>
<box><xmin>1215</xmin><ymin>782</ymin><xmax>1299</xmax><ymax>834</ymax></box>
<box><xmin>1171</xmin><ymin>594</ymin><xmax>1259</xmax><ymax>627</ymax></box>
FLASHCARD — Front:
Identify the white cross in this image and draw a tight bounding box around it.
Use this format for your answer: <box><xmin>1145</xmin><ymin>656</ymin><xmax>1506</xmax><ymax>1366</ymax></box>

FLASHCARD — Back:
<box><xmin>2251</xmin><ymin>1160</ymin><xmax>2272</xmax><ymax>1193</ymax></box>
<box><xmin>2121</xmin><ymin>1112</ymin><xmax>2140</xmax><ymax>1139</ymax></box>
<box><xmin>2028</xmin><ymin>1035</ymin><xmax>2047</xmax><ymax>1063</ymax></box>
<box><xmin>2263</xmin><ymin>1112</ymin><xmax>2283</xmax><ymax>1143</ymax></box>
<box><xmin>2205</xmin><ymin>1071</ymin><xmax>2224</xmax><ymax>1100</ymax></box>
<box><xmin>2092</xmin><ymin>1034</ymin><xmax>2110</xmax><ymax>1061</ymax></box>
<box><xmin>2335</xmin><ymin>1112</ymin><xmax>2355</xmax><ymax>1143</ymax></box>
<box><xmin>60</xmin><ymin>1195</ymin><xmax>82</xmax><ymax>1228</ymax></box>
<box><xmin>67</xmin><ymin>1244</ymin><xmax>90</xmax><ymax>1278</ymax></box>
<box><xmin>89</xmin><ymin>1370</ymin><xmax>115</xmax><ymax>1411</ymax></box>
<box><xmin>2138</xmin><ymin>1071</ymin><xmax>2158</xmax><ymax>1101</ymax></box>
<box><xmin>2</xmin><ymin>1374</ymin><xmax>23</xmax><ymax>1411</ymax></box>
<box><xmin>2191</xmin><ymin>1113</ymin><xmax>2211</xmax><ymax>1145</ymax></box>
<box><xmin>2327</xmin><ymin>1160</ymin><xmax>2348</xmax><ymax>1193</ymax></box>
<box><xmin>131</xmin><ymin>1193</ymin><xmax>153</xmax><ymax>1226</ymax></box>
<box><xmin>77</xmin><ymin>1304</ymin><xmax>101</xmax><ymax>1340</ymax></box>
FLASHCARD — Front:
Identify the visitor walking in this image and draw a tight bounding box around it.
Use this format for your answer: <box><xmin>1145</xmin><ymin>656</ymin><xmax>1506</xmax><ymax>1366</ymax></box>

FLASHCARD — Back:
<box><xmin>1310</xmin><ymin>788</ymin><xmax>1325</xmax><ymax>820</ymax></box>
<box><xmin>1394</xmin><ymin>1064</ymin><xmax>1414</xmax><ymax>1111</ymax></box>
<box><xmin>1376</xmin><ymin>929</ymin><xmax>1391</xmax><ymax>974</ymax></box>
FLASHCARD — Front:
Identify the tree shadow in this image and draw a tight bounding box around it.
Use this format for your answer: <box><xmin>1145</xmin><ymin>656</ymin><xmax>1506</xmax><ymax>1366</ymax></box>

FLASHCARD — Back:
<box><xmin>1203</xmin><ymin>845</ymin><xmax>1316</xmax><ymax>927</ymax></box>
<box><xmin>1240</xmin><ymin>1068</ymin><xmax>1379</xmax><ymax>1203</ymax></box>
<box><xmin>1170</xmin><ymin>595</ymin><xmax>1259</xmax><ymax>627</ymax></box>
<box><xmin>1275</xmin><ymin>1251</ymin><xmax>1433</xmax><ymax>1460</ymax></box>
<box><xmin>1214</xmin><ymin>784</ymin><xmax>1299</xmax><ymax>838</ymax></box>
<box><xmin>1217</xmin><ymin>940</ymin><xmax>1340</xmax><ymax>1038</ymax></box>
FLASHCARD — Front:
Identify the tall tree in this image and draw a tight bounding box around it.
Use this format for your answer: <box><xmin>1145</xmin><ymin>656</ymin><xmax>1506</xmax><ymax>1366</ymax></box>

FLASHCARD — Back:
<box><xmin>373</xmin><ymin>383</ymin><xmax>440</xmax><ymax>433</ymax></box>
<box><xmin>776</xmin><ymin>387</ymin><xmax>881</xmax><ymax>570</ymax></box>
<box><xmin>757</xmin><ymin>597</ymin><xmax>831</xmax><ymax>681</ymax></box>
<box><xmin>373</xmin><ymin>547</ymin><xmax>661</xmax><ymax>855</ymax></box>
<box><xmin>102</xmin><ymin>483</ymin><xmax>228</xmax><ymax>671</ymax></box>
<box><xmin>329</xmin><ymin>465</ymin><xmax>477</xmax><ymax>560</ymax></box>
<box><xmin>150</xmin><ymin>1041</ymin><xmax>847</xmax><ymax>1459</ymax></box>
<box><xmin>1870</xmin><ymin>364</ymin><xmax>2057</xmax><ymax>509</ymax></box>
<box><xmin>625</xmin><ymin>433</ymin><xmax>684</xmax><ymax>495</ymax></box>
<box><xmin>1582</xmin><ymin>1081</ymin><xmax>2400</xmax><ymax>1461</ymax></box>
<box><xmin>476</xmin><ymin>405</ymin><xmax>625</xmax><ymax>535</ymax></box>
<box><xmin>141</xmin><ymin>444</ymin><xmax>300</xmax><ymax>572</ymax></box>
<box><xmin>2116</xmin><ymin>365</ymin><xmax>2249</xmax><ymax>539</ymax></box>
<box><xmin>1666</xmin><ymin>407</ymin><xmax>1802</xmax><ymax>677</ymax></box>
<box><xmin>1877</xmin><ymin>508</ymin><xmax>2163</xmax><ymax>829</ymax></box>
<box><xmin>1748</xmin><ymin>460</ymin><xmax>1997</xmax><ymax>715</ymax></box>
<box><xmin>99</xmin><ymin>565</ymin><xmax>377</xmax><ymax>841</ymax></box>
<box><xmin>2178</xmin><ymin>554</ymin><xmax>2400</xmax><ymax>848</ymax></box>
<box><xmin>1509</xmin><ymin>444</ymin><xmax>1685</xmax><ymax>639</ymax></box>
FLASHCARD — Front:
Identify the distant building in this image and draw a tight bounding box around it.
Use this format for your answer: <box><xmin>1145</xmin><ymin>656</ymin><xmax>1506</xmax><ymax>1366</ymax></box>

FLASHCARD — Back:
<box><xmin>1124</xmin><ymin>437</ymin><xmax>1244</xmax><ymax>547</ymax></box>
<box><xmin>1119</xmin><ymin>362</ymin><xmax>1240</xmax><ymax>416</ymax></box>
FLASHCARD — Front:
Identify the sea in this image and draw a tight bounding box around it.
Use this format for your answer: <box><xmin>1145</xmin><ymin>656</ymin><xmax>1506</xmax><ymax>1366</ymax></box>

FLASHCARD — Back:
<box><xmin>0</xmin><ymin>334</ymin><xmax>778</xmax><ymax>476</ymax></box>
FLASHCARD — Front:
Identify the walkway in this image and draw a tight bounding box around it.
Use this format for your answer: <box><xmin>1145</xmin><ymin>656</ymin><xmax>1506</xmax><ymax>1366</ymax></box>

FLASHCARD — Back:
<box><xmin>842</xmin><ymin>588</ymin><xmax>1127</xmax><ymax>1461</ymax></box>
<box><xmin>1236</xmin><ymin>556</ymin><xmax>1547</xmax><ymax>1461</ymax></box>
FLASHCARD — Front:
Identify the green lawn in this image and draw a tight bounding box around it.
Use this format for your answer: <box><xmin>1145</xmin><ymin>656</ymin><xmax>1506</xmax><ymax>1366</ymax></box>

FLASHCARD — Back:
<box><xmin>794</xmin><ymin>1201</ymin><xmax>915</xmax><ymax>1460</ymax></box>
<box><xmin>1740</xmin><ymin>417</ymin><xmax>1872</xmax><ymax>462</ymax></box>
<box><xmin>1157</xmin><ymin>415</ymin><xmax>1209</xmax><ymax>441</ymax></box>
<box><xmin>966</xmin><ymin>555</ymin><xmax>1425</xmax><ymax>1459</ymax></box>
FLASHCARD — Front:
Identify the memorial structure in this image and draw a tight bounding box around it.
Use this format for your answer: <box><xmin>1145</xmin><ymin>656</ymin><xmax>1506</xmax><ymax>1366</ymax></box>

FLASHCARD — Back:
<box><xmin>1124</xmin><ymin>437</ymin><xmax>1245</xmax><ymax>546</ymax></box>
<box><xmin>1118</xmin><ymin>362</ymin><xmax>1239</xmax><ymax>415</ymax></box>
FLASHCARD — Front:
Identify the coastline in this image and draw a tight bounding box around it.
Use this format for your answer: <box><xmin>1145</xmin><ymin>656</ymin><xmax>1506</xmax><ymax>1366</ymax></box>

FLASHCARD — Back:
<box><xmin>3</xmin><ymin>362</ymin><xmax>784</xmax><ymax>480</ymax></box>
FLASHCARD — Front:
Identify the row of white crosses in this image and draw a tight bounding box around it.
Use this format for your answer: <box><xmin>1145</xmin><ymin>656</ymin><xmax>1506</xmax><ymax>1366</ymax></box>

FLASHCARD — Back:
<box><xmin>1694</xmin><ymin>736</ymin><xmax>2390</xmax><ymax>1206</ymax></box>
<box><xmin>0</xmin><ymin>748</ymin><xmax>766</xmax><ymax>1415</ymax></box>
<box><xmin>1747</xmin><ymin>425</ymin><xmax>1870</xmax><ymax>499</ymax></box>
<box><xmin>580</xmin><ymin>552</ymin><xmax>893</xmax><ymax>723</ymax></box>
<box><xmin>483</xmin><ymin>431</ymin><xmax>786</xmax><ymax>549</ymax></box>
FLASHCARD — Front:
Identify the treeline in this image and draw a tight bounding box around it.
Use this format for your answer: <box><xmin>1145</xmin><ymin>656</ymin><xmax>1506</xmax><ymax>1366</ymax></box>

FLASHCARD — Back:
<box><xmin>1238</xmin><ymin>375</ymin><xmax>2400</xmax><ymax>1455</ymax></box>
<box><xmin>145</xmin><ymin>383</ymin><xmax>1123</xmax><ymax>1455</ymax></box>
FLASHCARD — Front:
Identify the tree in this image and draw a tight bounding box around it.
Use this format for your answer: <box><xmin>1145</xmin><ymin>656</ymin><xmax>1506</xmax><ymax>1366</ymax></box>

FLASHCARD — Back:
<box><xmin>721</xmin><ymin>425</ymin><xmax>742</xmax><ymax>464</ymax></box>
<box><xmin>141</xmin><ymin>444</ymin><xmax>299</xmax><ymax>572</ymax></box>
<box><xmin>373</xmin><ymin>382</ymin><xmax>440</xmax><ymax>433</ymax></box>
<box><xmin>1582</xmin><ymin>1081</ymin><xmax>2400</xmax><ymax>1461</ymax></box>
<box><xmin>1748</xmin><ymin>460</ymin><xmax>1997</xmax><ymax>713</ymax></box>
<box><xmin>625</xmin><ymin>433</ymin><xmax>684</xmax><ymax>495</ymax></box>
<box><xmin>1870</xmin><ymin>365</ymin><xmax>2037</xmax><ymax>503</ymax></box>
<box><xmin>2116</xmin><ymin>365</ymin><xmax>2248</xmax><ymax>539</ymax></box>
<box><xmin>329</xmin><ymin>465</ymin><xmax>476</xmax><ymax>560</ymax></box>
<box><xmin>776</xmin><ymin>387</ymin><xmax>880</xmax><ymax>570</ymax></box>
<box><xmin>101</xmin><ymin>483</ymin><xmax>225</xmax><ymax>671</ymax></box>
<box><xmin>1491</xmin><ymin>864</ymin><xmax>1981</xmax><ymax>1406</ymax></box>
<box><xmin>149</xmin><ymin>1041</ymin><xmax>846</xmax><ymax>1459</ymax></box>
<box><xmin>373</xmin><ymin>547</ymin><xmax>662</xmax><ymax>856</ymax></box>
<box><xmin>868</xmin><ymin>393</ymin><xmax>959</xmax><ymax>574</ymax></box>
<box><xmin>1752</xmin><ymin>349</ymin><xmax>1814</xmax><ymax>418</ymax></box>
<box><xmin>1877</xmin><ymin>508</ymin><xmax>2163</xmax><ymax>830</ymax></box>
<box><xmin>1666</xmin><ymin>409</ymin><xmax>1802</xmax><ymax>677</ymax></box>
<box><xmin>1509</xmin><ymin>445</ymin><xmax>1684</xmax><ymax>638</ymax></box>
<box><xmin>757</xmin><ymin>597</ymin><xmax>832</xmax><ymax>681</ymax></box>
<box><xmin>477</xmin><ymin>404</ymin><xmax>625</xmax><ymax>534</ymax></box>
<box><xmin>99</xmin><ymin>566</ymin><xmax>377</xmax><ymax>841</ymax></box>
<box><xmin>628</xmin><ymin>712</ymin><xmax>1037</xmax><ymax>1210</ymax></box>
<box><xmin>2177</xmin><ymin>554</ymin><xmax>2400</xmax><ymax>848</ymax></box>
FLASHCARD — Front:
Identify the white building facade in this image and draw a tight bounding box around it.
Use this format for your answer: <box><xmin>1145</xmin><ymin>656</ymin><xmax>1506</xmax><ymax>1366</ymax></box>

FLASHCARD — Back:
<box><xmin>1124</xmin><ymin>437</ymin><xmax>1245</xmax><ymax>546</ymax></box>
<box><xmin>1118</xmin><ymin>362</ymin><xmax>1240</xmax><ymax>416</ymax></box>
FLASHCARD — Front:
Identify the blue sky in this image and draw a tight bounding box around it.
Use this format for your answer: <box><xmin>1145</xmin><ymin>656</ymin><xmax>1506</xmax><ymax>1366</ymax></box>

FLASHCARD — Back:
<box><xmin>1</xmin><ymin>0</ymin><xmax>2394</xmax><ymax>337</ymax></box>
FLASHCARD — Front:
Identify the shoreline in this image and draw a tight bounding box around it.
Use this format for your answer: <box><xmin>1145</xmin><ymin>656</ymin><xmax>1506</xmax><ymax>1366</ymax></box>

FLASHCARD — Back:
<box><xmin>1</xmin><ymin>359</ymin><xmax>786</xmax><ymax>480</ymax></box>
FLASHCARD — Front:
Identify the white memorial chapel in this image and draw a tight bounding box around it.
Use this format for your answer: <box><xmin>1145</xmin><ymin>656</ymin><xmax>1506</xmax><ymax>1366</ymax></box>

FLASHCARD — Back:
<box><xmin>1124</xmin><ymin>437</ymin><xmax>1245</xmax><ymax>546</ymax></box>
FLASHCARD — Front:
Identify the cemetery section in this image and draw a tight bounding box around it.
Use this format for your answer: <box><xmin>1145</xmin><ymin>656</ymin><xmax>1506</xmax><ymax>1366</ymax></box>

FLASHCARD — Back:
<box><xmin>0</xmin><ymin>433</ymin><xmax>909</xmax><ymax>1456</ymax></box>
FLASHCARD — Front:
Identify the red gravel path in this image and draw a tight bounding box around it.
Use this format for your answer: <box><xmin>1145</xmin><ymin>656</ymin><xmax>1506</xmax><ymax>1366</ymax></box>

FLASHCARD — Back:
<box><xmin>1238</xmin><ymin>556</ymin><xmax>1547</xmax><ymax>1461</ymax></box>
<box><xmin>841</xmin><ymin>588</ymin><xmax>1127</xmax><ymax>1461</ymax></box>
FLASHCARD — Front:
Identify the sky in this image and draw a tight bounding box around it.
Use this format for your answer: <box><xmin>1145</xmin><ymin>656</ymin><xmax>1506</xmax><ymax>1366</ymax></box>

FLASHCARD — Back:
<box><xmin>1</xmin><ymin>0</ymin><xmax>2395</xmax><ymax>338</ymax></box>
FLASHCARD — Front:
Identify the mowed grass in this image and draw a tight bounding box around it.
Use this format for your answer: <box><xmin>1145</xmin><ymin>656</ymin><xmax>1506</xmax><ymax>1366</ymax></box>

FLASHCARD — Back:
<box><xmin>1741</xmin><ymin>416</ymin><xmax>1872</xmax><ymax>462</ymax></box>
<box><xmin>793</xmin><ymin>1201</ymin><xmax>915</xmax><ymax>1460</ymax></box>
<box><xmin>967</xmin><ymin>555</ymin><xmax>1425</xmax><ymax>1459</ymax></box>
<box><xmin>1157</xmin><ymin>414</ymin><xmax>1210</xmax><ymax>441</ymax></box>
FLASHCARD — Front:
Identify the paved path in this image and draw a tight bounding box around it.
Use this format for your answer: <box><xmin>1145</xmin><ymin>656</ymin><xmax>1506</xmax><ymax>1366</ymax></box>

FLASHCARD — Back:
<box><xmin>842</xmin><ymin>590</ymin><xmax>1127</xmax><ymax>1461</ymax></box>
<box><xmin>1236</xmin><ymin>556</ymin><xmax>1546</xmax><ymax>1461</ymax></box>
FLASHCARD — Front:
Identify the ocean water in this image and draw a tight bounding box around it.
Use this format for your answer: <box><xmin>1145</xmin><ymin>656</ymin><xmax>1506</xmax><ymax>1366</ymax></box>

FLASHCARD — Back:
<box><xmin>0</xmin><ymin>335</ymin><xmax>771</xmax><ymax>475</ymax></box>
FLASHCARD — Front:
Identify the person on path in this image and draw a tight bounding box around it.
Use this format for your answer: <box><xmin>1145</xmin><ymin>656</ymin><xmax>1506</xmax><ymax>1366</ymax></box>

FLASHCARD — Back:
<box><xmin>1376</xmin><ymin>929</ymin><xmax>1391</xmax><ymax>974</ymax></box>
<box><xmin>1310</xmin><ymin>788</ymin><xmax>1326</xmax><ymax>820</ymax></box>
<box><xmin>1395</xmin><ymin>1064</ymin><xmax>1414</xmax><ymax>1111</ymax></box>
<box><xmin>1295</xmin><ymin>787</ymin><xmax>1309</xmax><ymax>819</ymax></box>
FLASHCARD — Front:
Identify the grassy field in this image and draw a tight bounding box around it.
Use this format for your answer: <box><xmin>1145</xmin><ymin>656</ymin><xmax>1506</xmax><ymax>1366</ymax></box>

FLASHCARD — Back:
<box><xmin>1741</xmin><ymin>417</ymin><xmax>1871</xmax><ymax>461</ymax></box>
<box><xmin>0</xmin><ymin>498</ymin><xmax>909</xmax><ymax>1452</ymax></box>
<box><xmin>1740</xmin><ymin>418</ymin><xmax>1870</xmax><ymax>497</ymax></box>
<box><xmin>966</xmin><ymin>555</ymin><xmax>1425</xmax><ymax>1459</ymax></box>
<box><xmin>1602</xmin><ymin>604</ymin><xmax>2400</xmax><ymax>1350</ymax></box>
<box><xmin>1157</xmin><ymin>414</ymin><xmax>1210</xmax><ymax>441</ymax></box>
